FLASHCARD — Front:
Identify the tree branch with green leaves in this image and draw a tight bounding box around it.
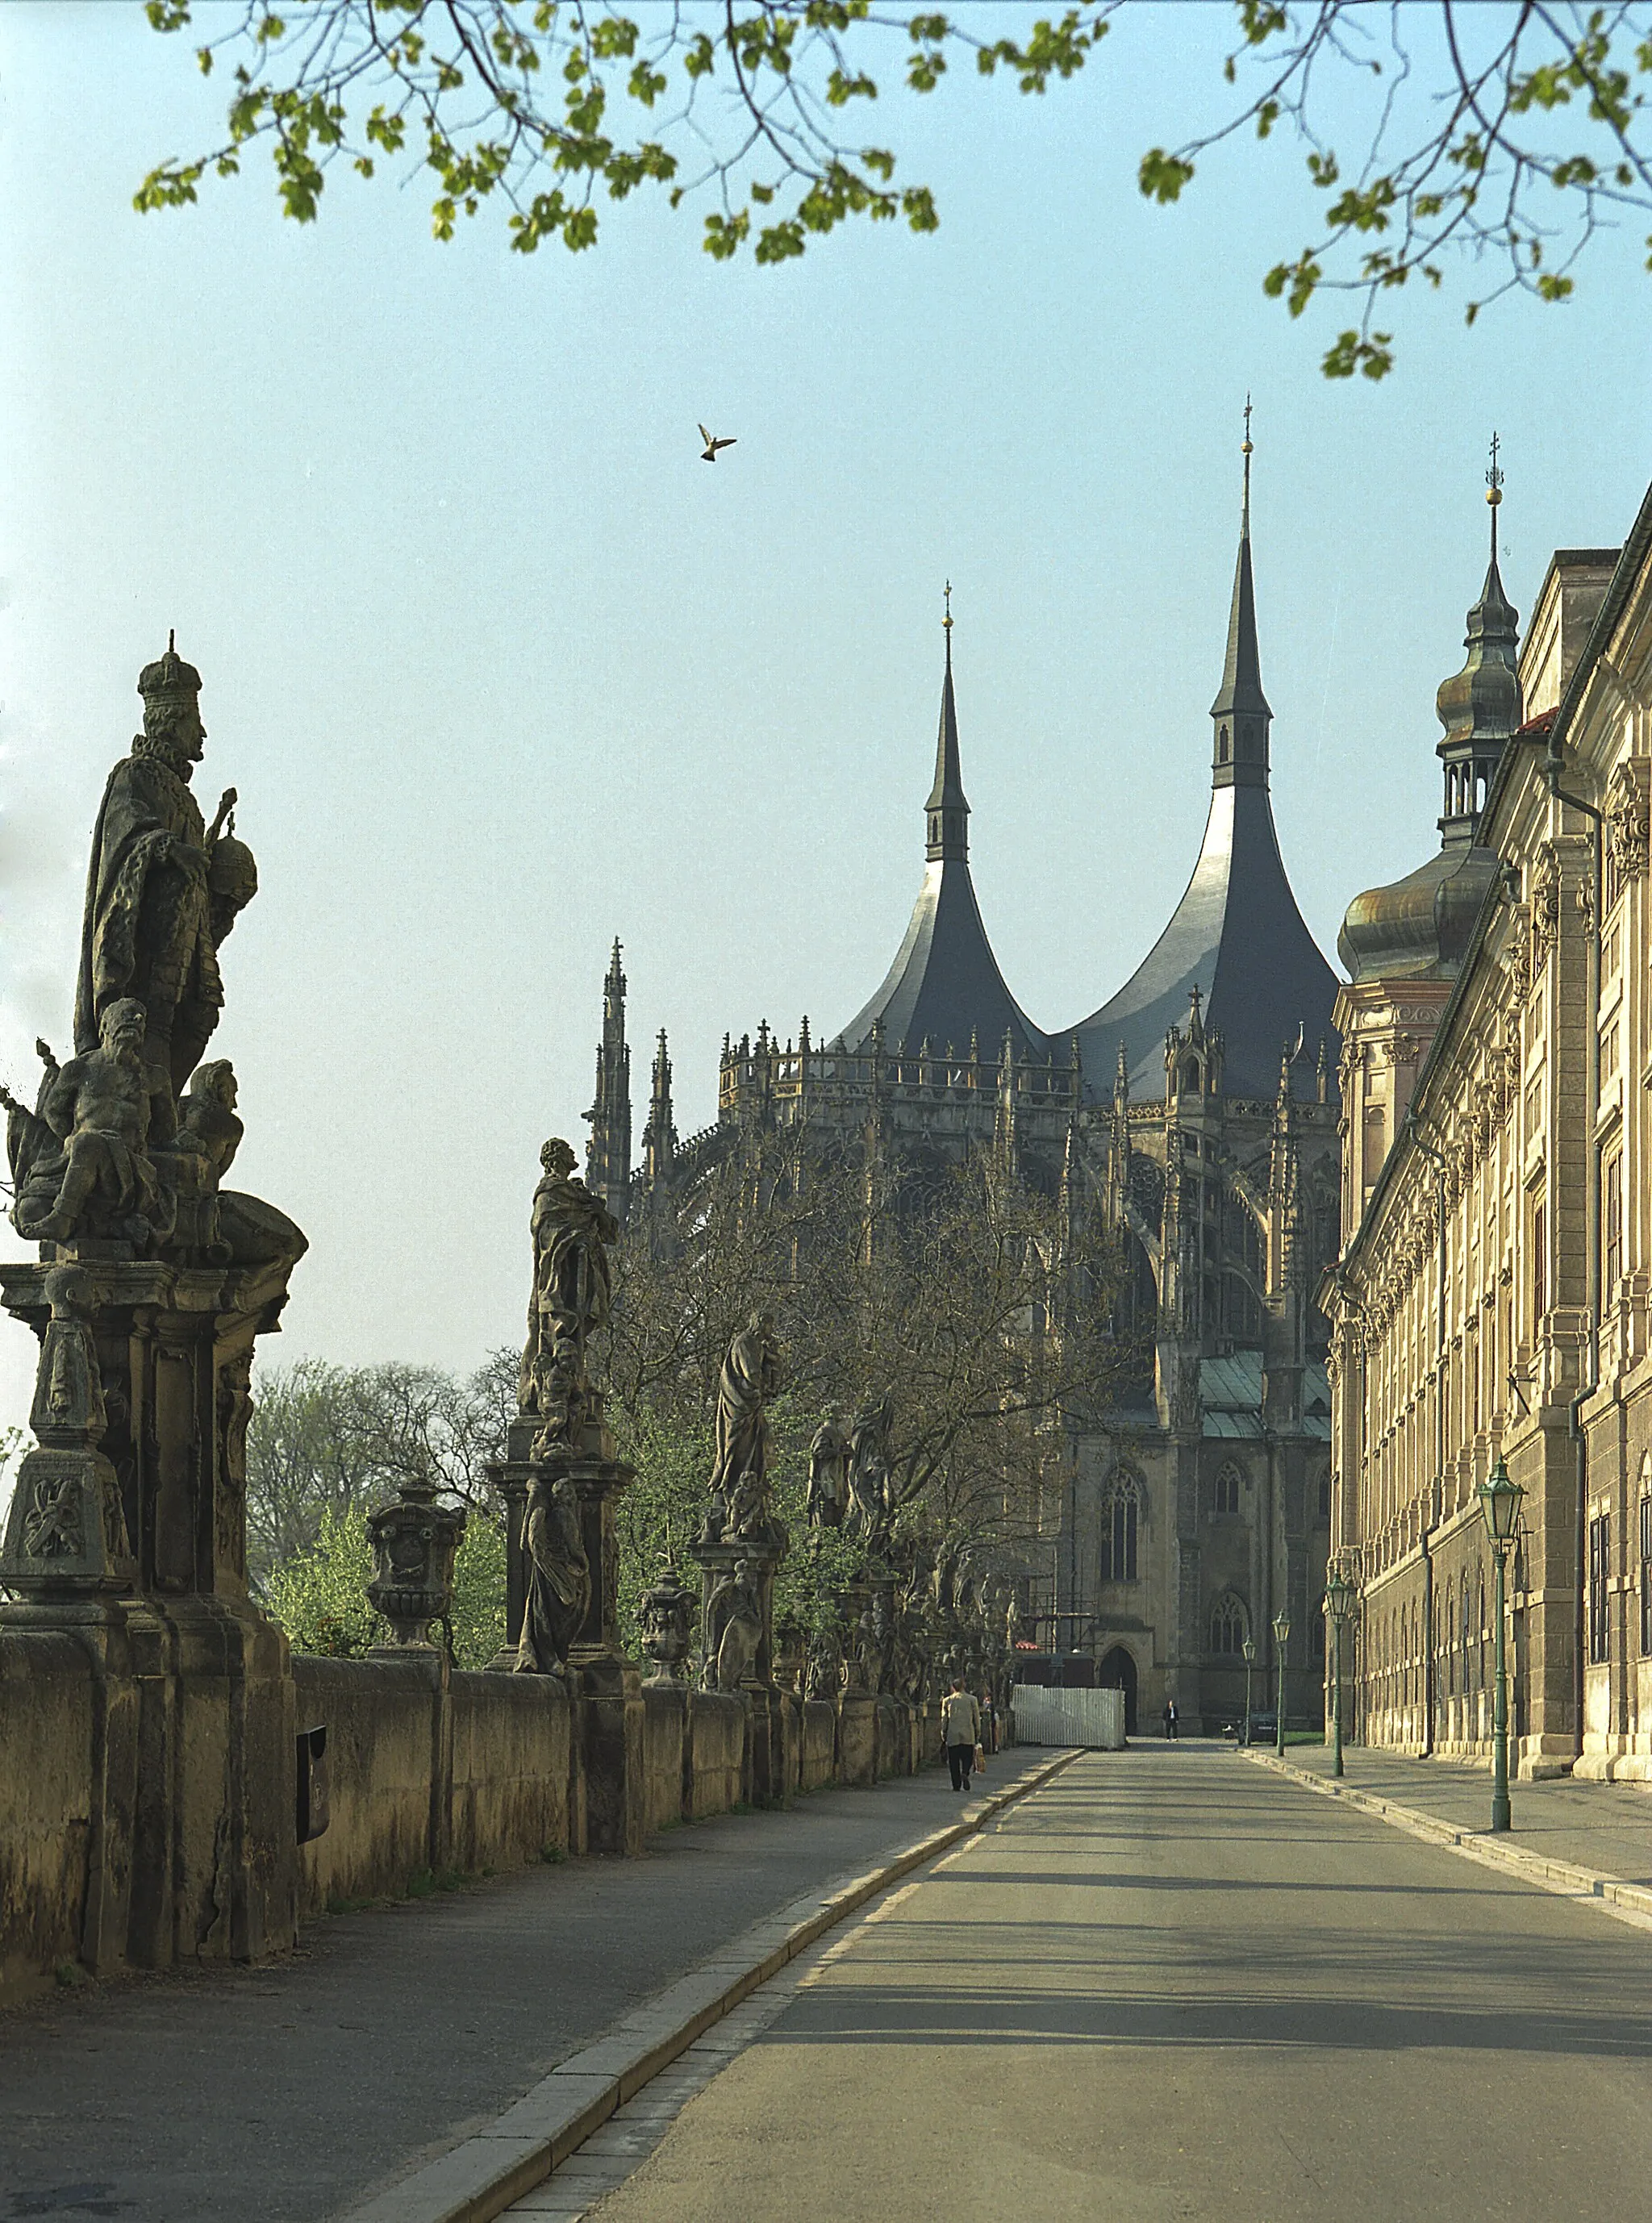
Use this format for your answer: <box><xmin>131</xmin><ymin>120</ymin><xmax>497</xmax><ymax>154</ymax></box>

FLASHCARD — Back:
<box><xmin>140</xmin><ymin>2</ymin><xmax>1652</xmax><ymax>378</ymax></box>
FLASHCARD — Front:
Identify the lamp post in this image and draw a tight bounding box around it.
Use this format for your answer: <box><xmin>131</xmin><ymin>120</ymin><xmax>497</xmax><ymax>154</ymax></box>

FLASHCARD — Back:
<box><xmin>1241</xmin><ymin>1636</ymin><xmax>1257</xmax><ymax>1747</ymax></box>
<box><xmin>1272</xmin><ymin>1608</ymin><xmax>1291</xmax><ymax>1758</ymax></box>
<box><xmin>1477</xmin><ymin>1456</ymin><xmax>1525</xmax><ymax>1833</ymax></box>
<box><xmin>1324</xmin><ymin>1566</ymin><xmax>1354</xmax><ymax>1780</ymax></box>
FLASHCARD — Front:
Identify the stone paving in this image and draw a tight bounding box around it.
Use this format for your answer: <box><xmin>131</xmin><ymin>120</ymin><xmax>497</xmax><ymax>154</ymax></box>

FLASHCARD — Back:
<box><xmin>1275</xmin><ymin>1737</ymin><xmax>1652</xmax><ymax>1885</ymax></box>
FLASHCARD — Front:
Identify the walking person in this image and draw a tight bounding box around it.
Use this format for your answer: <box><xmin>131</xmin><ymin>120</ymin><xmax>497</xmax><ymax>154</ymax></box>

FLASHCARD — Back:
<box><xmin>943</xmin><ymin>1675</ymin><xmax>981</xmax><ymax>1792</ymax></box>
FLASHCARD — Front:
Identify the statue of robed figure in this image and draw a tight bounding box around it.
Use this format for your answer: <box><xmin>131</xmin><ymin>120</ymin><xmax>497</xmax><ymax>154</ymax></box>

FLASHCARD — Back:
<box><xmin>519</xmin><ymin>1138</ymin><xmax>619</xmax><ymax>1456</ymax></box>
<box><xmin>73</xmin><ymin>637</ymin><xmax>257</xmax><ymax>1144</ymax></box>
<box><xmin>708</xmin><ymin>1310</ymin><xmax>782</xmax><ymax>1538</ymax></box>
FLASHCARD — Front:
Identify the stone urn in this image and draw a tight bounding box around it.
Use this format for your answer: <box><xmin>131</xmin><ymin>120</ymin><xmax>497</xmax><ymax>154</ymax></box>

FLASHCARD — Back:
<box><xmin>638</xmin><ymin>1558</ymin><xmax>695</xmax><ymax>1686</ymax></box>
<box><xmin>366</xmin><ymin>1468</ymin><xmax>467</xmax><ymax>1647</ymax></box>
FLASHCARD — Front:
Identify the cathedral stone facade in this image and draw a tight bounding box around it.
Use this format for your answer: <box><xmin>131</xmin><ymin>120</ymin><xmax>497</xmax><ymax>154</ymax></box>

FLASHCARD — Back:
<box><xmin>587</xmin><ymin>450</ymin><xmax>1341</xmax><ymax>1737</ymax></box>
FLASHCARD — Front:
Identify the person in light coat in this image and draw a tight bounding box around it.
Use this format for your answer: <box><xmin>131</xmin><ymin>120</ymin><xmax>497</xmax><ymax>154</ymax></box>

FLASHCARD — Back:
<box><xmin>942</xmin><ymin>1676</ymin><xmax>981</xmax><ymax>1792</ymax></box>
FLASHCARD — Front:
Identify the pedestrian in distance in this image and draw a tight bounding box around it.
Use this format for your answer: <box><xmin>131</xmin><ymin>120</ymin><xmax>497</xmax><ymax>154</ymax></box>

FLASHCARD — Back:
<box><xmin>1163</xmin><ymin>1696</ymin><xmax>1179</xmax><ymax>1741</ymax></box>
<box><xmin>942</xmin><ymin>1675</ymin><xmax>981</xmax><ymax>1792</ymax></box>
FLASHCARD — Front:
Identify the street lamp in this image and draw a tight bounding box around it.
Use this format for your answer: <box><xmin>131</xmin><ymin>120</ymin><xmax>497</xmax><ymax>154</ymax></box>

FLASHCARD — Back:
<box><xmin>1272</xmin><ymin>1608</ymin><xmax>1292</xmax><ymax>1758</ymax></box>
<box><xmin>1241</xmin><ymin>1636</ymin><xmax>1257</xmax><ymax>1747</ymax></box>
<box><xmin>1477</xmin><ymin>1456</ymin><xmax>1525</xmax><ymax>1833</ymax></box>
<box><xmin>1323</xmin><ymin>1566</ymin><xmax>1355</xmax><ymax>1780</ymax></box>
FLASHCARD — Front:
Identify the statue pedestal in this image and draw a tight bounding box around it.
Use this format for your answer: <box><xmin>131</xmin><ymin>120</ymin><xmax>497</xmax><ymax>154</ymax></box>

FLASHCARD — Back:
<box><xmin>690</xmin><ymin>1524</ymin><xmax>790</xmax><ymax>1806</ymax></box>
<box><xmin>497</xmin><ymin>1416</ymin><xmax>643</xmax><ymax>1852</ymax></box>
<box><xmin>0</xmin><ymin>1253</ymin><xmax>300</xmax><ymax>1973</ymax></box>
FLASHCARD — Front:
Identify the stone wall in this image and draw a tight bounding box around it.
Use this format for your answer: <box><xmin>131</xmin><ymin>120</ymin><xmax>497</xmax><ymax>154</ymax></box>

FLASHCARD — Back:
<box><xmin>0</xmin><ymin>1632</ymin><xmax>95</xmax><ymax>2000</ymax></box>
<box><xmin>0</xmin><ymin>1631</ymin><xmax>940</xmax><ymax>2003</ymax></box>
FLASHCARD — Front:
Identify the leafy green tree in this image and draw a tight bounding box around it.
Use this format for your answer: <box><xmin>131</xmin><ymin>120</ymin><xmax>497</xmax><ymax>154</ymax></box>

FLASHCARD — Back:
<box><xmin>139</xmin><ymin>3</ymin><xmax>1652</xmax><ymax>377</ymax></box>
<box><xmin>245</xmin><ymin>1349</ymin><xmax>515</xmax><ymax>1588</ymax></box>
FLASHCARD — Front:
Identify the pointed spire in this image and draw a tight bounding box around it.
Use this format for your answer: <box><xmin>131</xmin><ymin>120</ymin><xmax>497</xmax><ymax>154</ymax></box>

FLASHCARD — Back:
<box><xmin>1436</xmin><ymin>435</ymin><xmax>1522</xmax><ymax>847</ymax></box>
<box><xmin>925</xmin><ymin>583</ymin><xmax>970</xmax><ymax>862</ymax></box>
<box><xmin>585</xmin><ymin>939</ymin><xmax>632</xmax><ymax>1220</ymax></box>
<box><xmin>645</xmin><ymin>1028</ymin><xmax>676</xmax><ymax>1185</ymax></box>
<box><xmin>1211</xmin><ymin>401</ymin><xmax>1272</xmax><ymax>790</ymax></box>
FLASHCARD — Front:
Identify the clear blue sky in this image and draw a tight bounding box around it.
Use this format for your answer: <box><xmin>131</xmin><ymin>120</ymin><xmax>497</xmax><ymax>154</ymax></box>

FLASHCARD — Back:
<box><xmin>2</xmin><ymin>3</ymin><xmax>1650</xmax><ymax>1429</ymax></box>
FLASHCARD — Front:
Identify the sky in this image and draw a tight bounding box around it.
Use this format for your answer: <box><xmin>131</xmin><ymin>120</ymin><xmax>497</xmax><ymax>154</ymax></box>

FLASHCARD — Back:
<box><xmin>2</xmin><ymin>2</ymin><xmax>1650</xmax><ymax>1436</ymax></box>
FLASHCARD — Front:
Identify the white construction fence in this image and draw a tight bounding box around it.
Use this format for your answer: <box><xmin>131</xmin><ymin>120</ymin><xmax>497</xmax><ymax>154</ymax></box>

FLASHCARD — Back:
<box><xmin>1009</xmin><ymin>1684</ymin><xmax>1127</xmax><ymax>1750</ymax></box>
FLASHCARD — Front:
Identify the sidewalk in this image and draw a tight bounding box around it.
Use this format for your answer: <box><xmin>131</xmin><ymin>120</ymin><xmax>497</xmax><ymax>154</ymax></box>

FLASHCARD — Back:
<box><xmin>0</xmin><ymin>1763</ymin><xmax>982</xmax><ymax>2223</ymax></box>
<box><xmin>1249</xmin><ymin>1740</ymin><xmax>1652</xmax><ymax>1889</ymax></box>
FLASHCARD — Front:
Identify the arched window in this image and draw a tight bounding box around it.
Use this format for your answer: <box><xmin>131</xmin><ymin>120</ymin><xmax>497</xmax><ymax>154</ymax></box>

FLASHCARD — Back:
<box><xmin>1218</xmin><ymin>724</ymin><xmax>1230</xmax><ymax>763</ymax></box>
<box><xmin>1100</xmin><ymin>1470</ymin><xmax>1141</xmax><ymax>1583</ymax></box>
<box><xmin>1183</xmin><ymin>1060</ymin><xmax>1201</xmax><ymax>1095</ymax></box>
<box><xmin>1213</xmin><ymin>1462</ymin><xmax>1243</xmax><ymax>1516</ymax></box>
<box><xmin>1209</xmin><ymin>1594</ymin><xmax>1247</xmax><ymax>1656</ymax></box>
<box><xmin>1311</xmin><ymin>1605</ymin><xmax>1326</xmax><ymax>1665</ymax></box>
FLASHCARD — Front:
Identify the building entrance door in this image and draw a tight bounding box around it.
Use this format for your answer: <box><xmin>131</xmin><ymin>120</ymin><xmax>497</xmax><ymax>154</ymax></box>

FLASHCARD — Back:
<box><xmin>1097</xmin><ymin>1645</ymin><xmax>1138</xmax><ymax>1737</ymax></box>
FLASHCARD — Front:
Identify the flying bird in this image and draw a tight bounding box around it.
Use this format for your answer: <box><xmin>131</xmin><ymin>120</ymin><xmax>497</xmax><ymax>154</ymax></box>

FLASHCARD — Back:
<box><xmin>699</xmin><ymin>424</ymin><xmax>736</xmax><ymax>462</ymax></box>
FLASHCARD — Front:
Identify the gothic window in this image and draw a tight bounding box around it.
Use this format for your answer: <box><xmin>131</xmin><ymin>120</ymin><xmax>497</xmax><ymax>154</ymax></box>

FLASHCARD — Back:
<box><xmin>1589</xmin><ymin>1513</ymin><xmax>1611</xmax><ymax>1665</ymax></box>
<box><xmin>1212</xmin><ymin>1462</ymin><xmax>1242</xmax><ymax>1517</ymax></box>
<box><xmin>1640</xmin><ymin>1488</ymin><xmax>1652</xmax><ymax>1657</ymax></box>
<box><xmin>1209</xmin><ymin>1595</ymin><xmax>1247</xmax><ymax>1656</ymax></box>
<box><xmin>1219</xmin><ymin>724</ymin><xmax>1230</xmax><ymax>763</ymax></box>
<box><xmin>1100</xmin><ymin>1471</ymin><xmax>1142</xmax><ymax>1583</ymax></box>
<box><xmin>1318</xmin><ymin>1470</ymin><xmax>1331</xmax><ymax>1520</ymax></box>
<box><xmin>1311</xmin><ymin>1607</ymin><xmax>1326</xmax><ymax>1665</ymax></box>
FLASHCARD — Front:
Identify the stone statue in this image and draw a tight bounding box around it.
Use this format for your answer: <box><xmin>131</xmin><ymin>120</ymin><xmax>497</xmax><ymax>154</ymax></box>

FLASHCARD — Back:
<box><xmin>8</xmin><ymin>999</ymin><xmax>168</xmax><ymax>1249</ymax></box>
<box><xmin>709</xmin><ymin>1310</ymin><xmax>782</xmax><ymax>1537</ymax></box>
<box><xmin>805</xmin><ymin>1410</ymin><xmax>851</xmax><ymax>1529</ymax></box>
<box><xmin>804</xmin><ymin>1617</ymin><xmax>844</xmax><ymax>1700</ymax></box>
<box><xmin>519</xmin><ymin>1138</ymin><xmax>619</xmax><ymax>1454</ymax></box>
<box><xmin>73</xmin><ymin>640</ymin><xmax>257</xmax><ymax>1142</ymax></box>
<box><xmin>169</xmin><ymin>1061</ymin><xmax>308</xmax><ymax>1271</ymax></box>
<box><xmin>514</xmin><ymin>1468</ymin><xmax>590</xmax><ymax>1677</ymax></box>
<box><xmin>847</xmin><ymin>1391</ymin><xmax>895</xmax><ymax>1546</ymax></box>
<box><xmin>702</xmin><ymin>1556</ymin><xmax>762</xmax><ymax>1692</ymax></box>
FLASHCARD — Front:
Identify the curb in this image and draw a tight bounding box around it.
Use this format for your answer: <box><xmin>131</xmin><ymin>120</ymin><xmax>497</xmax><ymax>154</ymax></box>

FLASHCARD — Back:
<box><xmin>340</xmin><ymin>1748</ymin><xmax>1078</xmax><ymax>2223</ymax></box>
<box><xmin>1239</xmin><ymin>1747</ymin><xmax>1652</xmax><ymax>1929</ymax></box>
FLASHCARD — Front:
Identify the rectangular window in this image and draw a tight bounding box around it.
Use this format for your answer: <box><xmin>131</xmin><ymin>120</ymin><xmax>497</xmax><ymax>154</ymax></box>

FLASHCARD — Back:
<box><xmin>1604</xmin><ymin>1152</ymin><xmax>1624</xmax><ymax>1299</ymax></box>
<box><xmin>1588</xmin><ymin>1512</ymin><xmax>1612</xmax><ymax>1665</ymax></box>
<box><xmin>1533</xmin><ymin>1202</ymin><xmax>1547</xmax><ymax>1329</ymax></box>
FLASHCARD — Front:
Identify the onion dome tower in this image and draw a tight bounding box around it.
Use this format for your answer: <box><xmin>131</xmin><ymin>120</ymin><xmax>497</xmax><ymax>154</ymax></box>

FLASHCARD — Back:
<box><xmin>832</xmin><ymin>591</ymin><xmax>1050</xmax><ymax>1059</ymax></box>
<box><xmin>1339</xmin><ymin>439</ymin><xmax>1520</xmax><ymax>985</ymax></box>
<box><xmin>1067</xmin><ymin>411</ymin><xmax>1338</xmax><ymax>1099</ymax></box>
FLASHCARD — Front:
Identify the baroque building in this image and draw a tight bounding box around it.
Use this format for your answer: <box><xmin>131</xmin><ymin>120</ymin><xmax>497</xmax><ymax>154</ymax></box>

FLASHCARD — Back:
<box><xmin>587</xmin><ymin>446</ymin><xmax>1341</xmax><ymax>1735</ymax></box>
<box><xmin>1325</xmin><ymin>453</ymin><xmax>1652</xmax><ymax>1779</ymax></box>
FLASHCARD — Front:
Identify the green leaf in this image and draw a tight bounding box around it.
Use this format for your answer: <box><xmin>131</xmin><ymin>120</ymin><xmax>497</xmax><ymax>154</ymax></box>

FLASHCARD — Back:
<box><xmin>1139</xmin><ymin>148</ymin><xmax>1195</xmax><ymax>204</ymax></box>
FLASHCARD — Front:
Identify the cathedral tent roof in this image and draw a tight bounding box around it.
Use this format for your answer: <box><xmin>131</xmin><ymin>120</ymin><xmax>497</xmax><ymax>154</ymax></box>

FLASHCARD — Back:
<box><xmin>1066</xmin><ymin>446</ymin><xmax>1338</xmax><ymax>1103</ymax></box>
<box><xmin>832</xmin><ymin>619</ymin><xmax>1050</xmax><ymax>1061</ymax></box>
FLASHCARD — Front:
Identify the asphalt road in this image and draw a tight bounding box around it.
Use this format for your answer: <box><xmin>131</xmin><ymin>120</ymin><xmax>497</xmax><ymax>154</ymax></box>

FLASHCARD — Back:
<box><xmin>575</xmin><ymin>1745</ymin><xmax>1652</xmax><ymax>2223</ymax></box>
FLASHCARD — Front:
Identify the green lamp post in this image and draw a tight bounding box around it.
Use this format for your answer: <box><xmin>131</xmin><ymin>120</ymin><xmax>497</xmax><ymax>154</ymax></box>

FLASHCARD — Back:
<box><xmin>1241</xmin><ymin>1635</ymin><xmax>1257</xmax><ymax>1747</ymax></box>
<box><xmin>1272</xmin><ymin>1608</ymin><xmax>1291</xmax><ymax>1758</ymax></box>
<box><xmin>1324</xmin><ymin>1565</ymin><xmax>1355</xmax><ymax>1780</ymax></box>
<box><xmin>1477</xmin><ymin>1456</ymin><xmax>1525</xmax><ymax>1833</ymax></box>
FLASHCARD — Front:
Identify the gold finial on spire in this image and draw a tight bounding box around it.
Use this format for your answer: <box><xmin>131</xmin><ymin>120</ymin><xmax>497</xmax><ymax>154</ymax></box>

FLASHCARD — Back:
<box><xmin>942</xmin><ymin>579</ymin><xmax>953</xmax><ymax>632</ymax></box>
<box><xmin>1241</xmin><ymin>394</ymin><xmax>1254</xmax><ymax>537</ymax></box>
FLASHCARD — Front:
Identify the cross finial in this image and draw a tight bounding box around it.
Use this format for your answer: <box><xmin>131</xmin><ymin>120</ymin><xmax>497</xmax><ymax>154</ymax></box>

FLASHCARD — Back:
<box><xmin>1241</xmin><ymin>394</ymin><xmax>1254</xmax><ymax>536</ymax></box>
<box><xmin>1485</xmin><ymin>429</ymin><xmax>1504</xmax><ymax>564</ymax></box>
<box><xmin>942</xmin><ymin>579</ymin><xmax>953</xmax><ymax>632</ymax></box>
